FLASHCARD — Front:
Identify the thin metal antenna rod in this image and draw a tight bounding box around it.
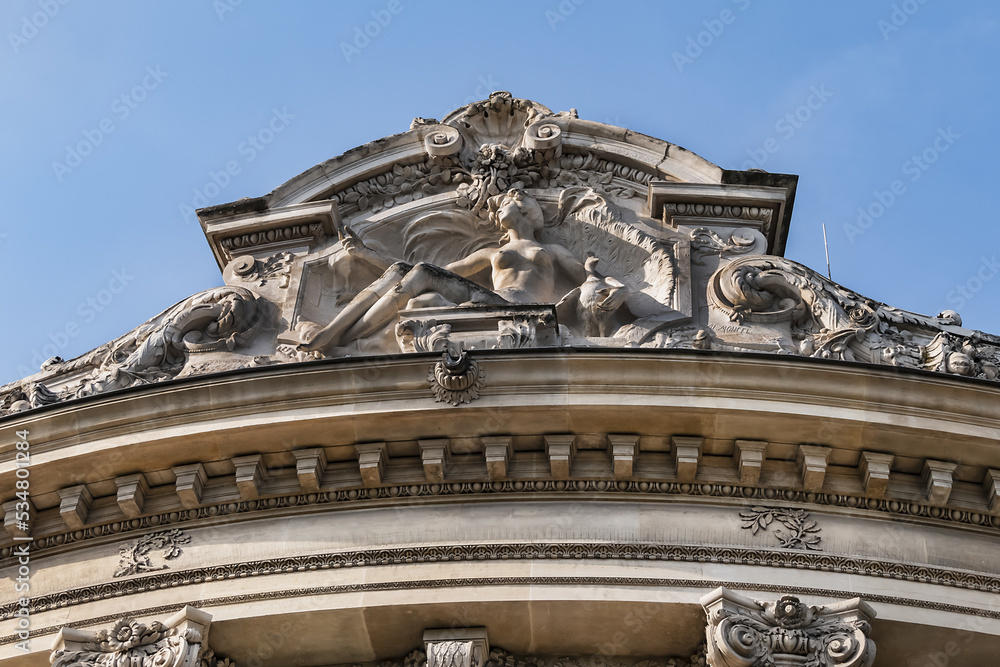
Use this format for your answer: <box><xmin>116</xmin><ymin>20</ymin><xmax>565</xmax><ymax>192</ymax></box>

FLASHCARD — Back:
<box><xmin>822</xmin><ymin>223</ymin><xmax>832</xmax><ymax>280</ymax></box>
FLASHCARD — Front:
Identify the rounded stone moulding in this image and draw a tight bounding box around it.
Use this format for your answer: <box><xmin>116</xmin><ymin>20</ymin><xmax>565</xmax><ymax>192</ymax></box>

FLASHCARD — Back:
<box><xmin>1</xmin><ymin>349</ymin><xmax>999</xmax><ymax>666</ymax></box>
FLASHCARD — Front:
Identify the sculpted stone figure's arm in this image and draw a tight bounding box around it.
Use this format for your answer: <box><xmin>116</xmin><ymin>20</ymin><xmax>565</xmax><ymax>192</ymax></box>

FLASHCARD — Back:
<box><xmin>341</xmin><ymin>233</ymin><xmax>395</xmax><ymax>272</ymax></box>
<box><xmin>442</xmin><ymin>247</ymin><xmax>495</xmax><ymax>277</ymax></box>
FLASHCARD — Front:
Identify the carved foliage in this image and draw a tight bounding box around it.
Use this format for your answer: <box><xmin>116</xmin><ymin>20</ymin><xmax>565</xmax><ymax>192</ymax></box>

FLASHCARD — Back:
<box><xmin>50</xmin><ymin>608</ymin><xmax>233</xmax><ymax>667</ymax></box>
<box><xmin>702</xmin><ymin>589</ymin><xmax>875</xmax><ymax>667</ymax></box>
<box><xmin>397</xmin><ymin>319</ymin><xmax>452</xmax><ymax>353</ymax></box>
<box><xmin>709</xmin><ymin>255</ymin><xmax>1000</xmax><ymax>381</ymax></box>
<box><xmin>114</xmin><ymin>529</ymin><xmax>190</xmax><ymax>578</ymax></box>
<box><xmin>334</xmin><ymin>93</ymin><xmax>650</xmax><ymax>220</ymax></box>
<box><xmin>229</xmin><ymin>252</ymin><xmax>293</xmax><ymax>288</ymax></box>
<box><xmin>0</xmin><ymin>287</ymin><xmax>267</xmax><ymax>415</ymax></box>
<box><xmin>52</xmin><ymin>619</ymin><xmax>199</xmax><ymax>667</ymax></box>
<box><xmin>739</xmin><ymin>507</ymin><xmax>820</xmax><ymax>550</ymax></box>
<box><xmin>496</xmin><ymin>317</ymin><xmax>539</xmax><ymax>349</ymax></box>
<box><xmin>689</xmin><ymin>228</ymin><xmax>764</xmax><ymax>264</ymax></box>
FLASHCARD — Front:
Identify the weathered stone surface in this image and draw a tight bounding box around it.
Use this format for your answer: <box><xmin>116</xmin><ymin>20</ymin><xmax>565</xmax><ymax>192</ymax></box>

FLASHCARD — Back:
<box><xmin>3</xmin><ymin>94</ymin><xmax>1000</xmax><ymax>667</ymax></box>
<box><xmin>3</xmin><ymin>92</ymin><xmax>997</xmax><ymax>417</ymax></box>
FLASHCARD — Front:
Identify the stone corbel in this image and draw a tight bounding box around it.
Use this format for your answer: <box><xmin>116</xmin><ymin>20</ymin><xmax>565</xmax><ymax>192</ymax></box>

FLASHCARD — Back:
<box><xmin>292</xmin><ymin>447</ymin><xmax>328</xmax><ymax>492</ymax></box>
<box><xmin>984</xmin><ymin>469</ymin><xmax>1000</xmax><ymax>515</ymax></box>
<box><xmin>423</xmin><ymin>628</ymin><xmax>489</xmax><ymax>667</ymax></box>
<box><xmin>483</xmin><ymin>436</ymin><xmax>513</xmax><ymax>481</ymax></box>
<box><xmin>672</xmin><ymin>436</ymin><xmax>702</xmax><ymax>482</ymax></box>
<box><xmin>232</xmin><ymin>454</ymin><xmax>265</xmax><ymax>500</ymax></box>
<box><xmin>116</xmin><ymin>473</ymin><xmax>149</xmax><ymax>518</ymax></box>
<box><xmin>859</xmin><ymin>452</ymin><xmax>893</xmax><ymax>498</ymax></box>
<box><xmin>356</xmin><ymin>442</ymin><xmax>388</xmax><ymax>487</ymax></box>
<box><xmin>3</xmin><ymin>499</ymin><xmax>34</xmax><ymax>539</ymax></box>
<box><xmin>735</xmin><ymin>440</ymin><xmax>767</xmax><ymax>486</ymax></box>
<box><xmin>798</xmin><ymin>445</ymin><xmax>831</xmax><ymax>491</ymax></box>
<box><xmin>58</xmin><ymin>485</ymin><xmax>93</xmax><ymax>529</ymax></box>
<box><xmin>544</xmin><ymin>434</ymin><xmax>576</xmax><ymax>479</ymax></box>
<box><xmin>922</xmin><ymin>460</ymin><xmax>958</xmax><ymax>505</ymax></box>
<box><xmin>609</xmin><ymin>434</ymin><xmax>639</xmax><ymax>480</ymax></box>
<box><xmin>50</xmin><ymin>606</ymin><xmax>233</xmax><ymax>667</ymax></box>
<box><xmin>701</xmin><ymin>587</ymin><xmax>876</xmax><ymax>667</ymax></box>
<box><xmin>419</xmin><ymin>439</ymin><xmax>450</xmax><ymax>483</ymax></box>
<box><xmin>174</xmin><ymin>463</ymin><xmax>208</xmax><ymax>509</ymax></box>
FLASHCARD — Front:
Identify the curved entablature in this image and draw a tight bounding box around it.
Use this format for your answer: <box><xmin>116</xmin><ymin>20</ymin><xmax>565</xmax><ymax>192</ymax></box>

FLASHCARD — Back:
<box><xmin>2</xmin><ymin>351</ymin><xmax>1000</xmax><ymax>664</ymax></box>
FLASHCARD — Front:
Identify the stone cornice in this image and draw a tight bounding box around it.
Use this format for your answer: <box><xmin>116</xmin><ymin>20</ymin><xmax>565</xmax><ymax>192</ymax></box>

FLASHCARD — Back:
<box><xmin>4</xmin><ymin>474</ymin><xmax>1000</xmax><ymax>571</ymax></box>
<box><xmin>3</xmin><ymin>351</ymin><xmax>1000</xmax><ymax>558</ymax></box>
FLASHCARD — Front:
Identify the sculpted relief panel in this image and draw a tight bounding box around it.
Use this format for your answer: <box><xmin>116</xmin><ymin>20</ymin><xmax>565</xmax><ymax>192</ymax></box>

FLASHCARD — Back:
<box><xmin>3</xmin><ymin>92</ymin><xmax>998</xmax><ymax>413</ymax></box>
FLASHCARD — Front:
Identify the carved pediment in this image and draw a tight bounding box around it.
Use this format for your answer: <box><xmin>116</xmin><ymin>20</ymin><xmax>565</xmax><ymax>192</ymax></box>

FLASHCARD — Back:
<box><xmin>2</xmin><ymin>93</ymin><xmax>998</xmax><ymax>415</ymax></box>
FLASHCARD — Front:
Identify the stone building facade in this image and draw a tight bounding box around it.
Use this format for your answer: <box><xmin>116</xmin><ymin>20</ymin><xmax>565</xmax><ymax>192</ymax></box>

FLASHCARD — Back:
<box><xmin>2</xmin><ymin>93</ymin><xmax>999</xmax><ymax>666</ymax></box>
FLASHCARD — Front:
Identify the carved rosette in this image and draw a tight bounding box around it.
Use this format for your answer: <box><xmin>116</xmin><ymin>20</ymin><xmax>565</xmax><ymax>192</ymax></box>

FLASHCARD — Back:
<box><xmin>50</xmin><ymin>607</ymin><xmax>233</xmax><ymax>667</ymax></box>
<box><xmin>226</xmin><ymin>252</ymin><xmax>293</xmax><ymax>288</ymax></box>
<box><xmin>428</xmin><ymin>345</ymin><xmax>485</xmax><ymax>405</ymax></box>
<box><xmin>701</xmin><ymin>588</ymin><xmax>875</xmax><ymax>667</ymax></box>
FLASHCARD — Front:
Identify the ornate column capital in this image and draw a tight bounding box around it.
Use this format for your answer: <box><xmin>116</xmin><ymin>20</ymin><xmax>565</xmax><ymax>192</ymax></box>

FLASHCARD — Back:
<box><xmin>50</xmin><ymin>606</ymin><xmax>233</xmax><ymax>667</ymax></box>
<box><xmin>700</xmin><ymin>587</ymin><xmax>875</xmax><ymax>667</ymax></box>
<box><xmin>423</xmin><ymin>627</ymin><xmax>489</xmax><ymax>667</ymax></box>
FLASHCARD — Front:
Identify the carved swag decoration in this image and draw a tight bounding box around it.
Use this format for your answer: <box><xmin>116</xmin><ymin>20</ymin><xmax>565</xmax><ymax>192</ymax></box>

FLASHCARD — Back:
<box><xmin>332</xmin><ymin>91</ymin><xmax>650</xmax><ymax>221</ymax></box>
<box><xmin>701</xmin><ymin>588</ymin><xmax>875</xmax><ymax>667</ymax></box>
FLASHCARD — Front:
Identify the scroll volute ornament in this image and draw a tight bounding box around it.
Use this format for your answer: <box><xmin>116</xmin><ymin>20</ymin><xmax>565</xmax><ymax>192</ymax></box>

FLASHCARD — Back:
<box><xmin>700</xmin><ymin>587</ymin><xmax>875</xmax><ymax>667</ymax></box>
<box><xmin>423</xmin><ymin>124</ymin><xmax>464</xmax><ymax>158</ymax></box>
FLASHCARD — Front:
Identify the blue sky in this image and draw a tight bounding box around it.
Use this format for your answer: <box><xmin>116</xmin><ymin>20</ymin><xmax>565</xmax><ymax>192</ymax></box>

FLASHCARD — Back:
<box><xmin>2</xmin><ymin>1</ymin><xmax>998</xmax><ymax>385</ymax></box>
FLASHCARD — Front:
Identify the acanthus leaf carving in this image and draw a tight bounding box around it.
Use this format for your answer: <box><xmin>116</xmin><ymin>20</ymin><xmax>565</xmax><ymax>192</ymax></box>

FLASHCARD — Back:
<box><xmin>0</xmin><ymin>287</ymin><xmax>268</xmax><ymax>415</ymax></box>
<box><xmin>397</xmin><ymin>319</ymin><xmax>452</xmax><ymax>354</ymax></box>
<box><xmin>50</xmin><ymin>607</ymin><xmax>233</xmax><ymax>667</ymax></box>
<box><xmin>227</xmin><ymin>251</ymin><xmax>293</xmax><ymax>288</ymax></box>
<box><xmin>708</xmin><ymin>255</ymin><xmax>1000</xmax><ymax>380</ymax></box>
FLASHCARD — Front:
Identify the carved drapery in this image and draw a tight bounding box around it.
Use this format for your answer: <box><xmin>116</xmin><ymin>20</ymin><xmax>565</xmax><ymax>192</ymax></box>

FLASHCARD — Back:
<box><xmin>701</xmin><ymin>588</ymin><xmax>875</xmax><ymax>667</ymax></box>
